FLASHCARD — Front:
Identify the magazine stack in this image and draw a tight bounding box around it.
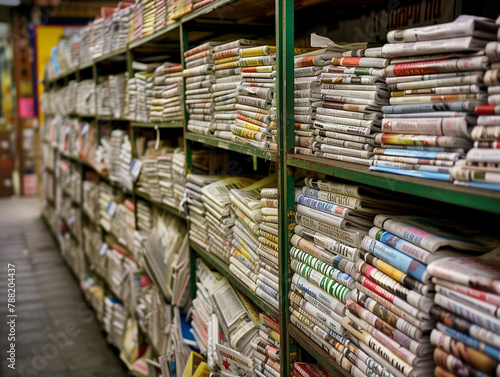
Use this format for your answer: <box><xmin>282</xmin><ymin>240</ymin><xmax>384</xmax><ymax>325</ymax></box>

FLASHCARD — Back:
<box><xmin>427</xmin><ymin>252</ymin><xmax>500</xmax><ymax>377</ymax></box>
<box><xmin>372</xmin><ymin>16</ymin><xmax>499</xmax><ymax>181</ymax></box>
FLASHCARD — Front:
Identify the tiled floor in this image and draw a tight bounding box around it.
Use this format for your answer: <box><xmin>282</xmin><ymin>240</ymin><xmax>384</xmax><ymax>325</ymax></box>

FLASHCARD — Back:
<box><xmin>0</xmin><ymin>196</ymin><xmax>128</xmax><ymax>377</ymax></box>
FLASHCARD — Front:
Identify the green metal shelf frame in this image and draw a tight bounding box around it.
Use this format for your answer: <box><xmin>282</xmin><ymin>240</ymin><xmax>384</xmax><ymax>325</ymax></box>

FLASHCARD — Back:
<box><xmin>131</xmin><ymin>121</ymin><xmax>184</xmax><ymax>129</ymax></box>
<box><xmin>288</xmin><ymin>154</ymin><xmax>500</xmax><ymax>214</ymax></box>
<box><xmin>185</xmin><ymin>132</ymin><xmax>277</xmax><ymax>161</ymax></box>
<box><xmin>190</xmin><ymin>242</ymin><xmax>280</xmax><ymax>322</ymax></box>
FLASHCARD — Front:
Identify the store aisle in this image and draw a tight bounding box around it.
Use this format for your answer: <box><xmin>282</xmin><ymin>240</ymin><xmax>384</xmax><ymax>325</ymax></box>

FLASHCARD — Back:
<box><xmin>0</xmin><ymin>197</ymin><xmax>128</xmax><ymax>377</ymax></box>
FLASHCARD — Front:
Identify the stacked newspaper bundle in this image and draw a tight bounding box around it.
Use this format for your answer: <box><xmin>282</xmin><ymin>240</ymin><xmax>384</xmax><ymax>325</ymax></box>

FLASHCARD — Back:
<box><xmin>252</xmin><ymin>314</ymin><xmax>281</xmax><ymax>377</ymax></box>
<box><xmin>78</xmin><ymin>26</ymin><xmax>92</xmax><ymax>67</ymax></box>
<box><xmin>136</xmin><ymin>200</ymin><xmax>152</xmax><ymax>232</ymax></box>
<box><xmin>137</xmin><ymin>146</ymin><xmax>164</xmax><ymax>203</ymax></box>
<box><xmin>103</xmin><ymin>296</ymin><xmax>128</xmax><ymax>348</ymax></box>
<box><xmin>141</xmin><ymin>0</ymin><xmax>156</xmax><ymax>37</ymax></box>
<box><xmin>355</xmin><ymin>212</ymin><xmax>499</xmax><ymax>377</ymax></box>
<box><xmin>427</xmin><ymin>252</ymin><xmax>500</xmax><ymax>377</ymax></box>
<box><xmin>83</xmin><ymin>180</ymin><xmax>100</xmax><ymax>223</ymax></box>
<box><xmin>160</xmin><ymin>63</ymin><xmax>184</xmax><ymax>122</ymax></box>
<box><xmin>157</xmin><ymin>149</ymin><xmax>176</xmax><ymax>206</ymax></box>
<box><xmin>90</xmin><ymin>18</ymin><xmax>105</xmax><ymax>59</ymax></box>
<box><xmin>98</xmin><ymin>182</ymin><xmax>113</xmax><ymax>232</ymax></box>
<box><xmin>185</xmin><ymin>259</ymin><xmax>260</xmax><ymax>377</ymax></box>
<box><xmin>451</xmin><ymin>18</ymin><xmax>500</xmax><ymax>190</ymax></box>
<box><xmin>371</xmin><ymin>15</ymin><xmax>499</xmax><ymax>180</ymax></box>
<box><xmin>76</xmin><ymin>79</ymin><xmax>96</xmax><ymax>116</ymax></box>
<box><xmin>227</xmin><ymin>177</ymin><xmax>277</xmax><ymax>308</ymax></box>
<box><xmin>290</xmin><ymin>177</ymin><xmax>379</xmax><ymax>376</ymax></box>
<box><xmin>201</xmin><ymin>176</ymin><xmax>256</xmax><ymax>262</ymax></box>
<box><xmin>186</xmin><ymin>174</ymin><xmax>218</xmax><ymax>248</ymax></box>
<box><xmin>166</xmin><ymin>0</ymin><xmax>191</xmax><ymax>24</ymax></box>
<box><xmin>233</xmin><ymin>45</ymin><xmax>276</xmax><ymax>149</ymax></box>
<box><xmin>153</xmin><ymin>0</ymin><xmax>167</xmax><ymax>32</ymax></box>
<box><xmin>125</xmin><ymin>71</ymin><xmax>152</xmax><ymax>122</ymax></box>
<box><xmin>184</xmin><ymin>42</ymin><xmax>220</xmax><ymax>135</ymax></box>
<box><xmin>109</xmin><ymin>73</ymin><xmax>128</xmax><ymax>118</ymax></box>
<box><xmin>128</xmin><ymin>1</ymin><xmax>142</xmax><ymax>42</ymax></box>
<box><xmin>106</xmin><ymin>130</ymin><xmax>126</xmax><ymax>184</ymax></box>
<box><xmin>110</xmin><ymin>4</ymin><xmax>133</xmax><ymax>52</ymax></box>
<box><xmin>172</xmin><ymin>148</ymin><xmax>187</xmax><ymax>209</ymax></box>
<box><xmin>292</xmin><ymin>48</ymin><xmax>333</xmax><ymax>153</ymax></box>
<box><xmin>110</xmin><ymin>200</ymin><xmax>136</xmax><ymax>249</ymax></box>
<box><xmin>210</xmin><ymin>40</ymin><xmax>246</xmax><ymax>136</ymax></box>
<box><xmin>255</xmin><ymin>186</ymin><xmax>280</xmax><ymax>309</ymax></box>
<box><xmin>150</xmin><ymin>63</ymin><xmax>169</xmax><ymax>122</ymax></box>
<box><xmin>117</xmin><ymin>134</ymin><xmax>134</xmax><ymax>191</ymax></box>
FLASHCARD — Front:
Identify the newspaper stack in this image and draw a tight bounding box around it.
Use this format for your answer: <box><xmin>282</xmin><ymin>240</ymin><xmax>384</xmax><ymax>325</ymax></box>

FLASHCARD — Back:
<box><xmin>91</xmin><ymin>17</ymin><xmax>105</xmax><ymax>59</ymax></box>
<box><xmin>157</xmin><ymin>149</ymin><xmax>176</xmax><ymax>206</ymax></box>
<box><xmin>98</xmin><ymin>182</ymin><xmax>113</xmax><ymax>232</ymax></box>
<box><xmin>427</xmin><ymin>253</ymin><xmax>500</xmax><ymax>377</ymax></box>
<box><xmin>172</xmin><ymin>148</ymin><xmax>186</xmax><ymax>210</ymax></box>
<box><xmin>357</xmin><ymin>212</ymin><xmax>500</xmax><ymax>377</ymax></box>
<box><xmin>296</xmin><ymin>49</ymin><xmax>389</xmax><ymax>166</ymax></box>
<box><xmin>184</xmin><ymin>42</ymin><xmax>219</xmax><ymax>135</ymax></box>
<box><xmin>252</xmin><ymin>314</ymin><xmax>281</xmax><ymax>377</ymax></box>
<box><xmin>255</xmin><ymin>186</ymin><xmax>280</xmax><ymax>309</ymax></box>
<box><xmin>150</xmin><ymin>63</ymin><xmax>169</xmax><ymax>122</ymax></box>
<box><xmin>141</xmin><ymin>0</ymin><xmax>156</xmax><ymax>37</ymax></box>
<box><xmin>110</xmin><ymin>4</ymin><xmax>133</xmax><ymax>52</ymax></box>
<box><xmin>201</xmin><ymin>177</ymin><xmax>256</xmax><ymax>262</ymax></box>
<box><xmin>128</xmin><ymin>1</ymin><xmax>143</xmax><ymax>43</ymax></box>
<box><xmin>76</xmin><ymin>79</ymin><xmax>96</xmax><ymax>116</ymax></box>
<box><xmin>83</xmin><ymin>180</ymin><xmax>100</xmax><ymax>223</ymax></box>
<box><xmin>228</xmin><ymin>186</ymin><xmax>264</xmax><ymax>299</ymax></box>
<box><xmin>166</xmin><ymin>0</ymin><xmax>191</xmax><ymax>24</ymax></box>
<box><xmin>161</xmin><ymin>64</ymin><xmax>184</xmax><ymax>122</ymax></box>
<box><xmin>186</xmin><ymin>174</ymin><xmax>218</xmax><ymax>248</ymax></box>
<box><xmin>106</xmin><ymin>130</ymin><xmax>125</xmax><ymax>183</ymax></box>
<box><xmin>96</xmin><ymin>77</ymin><xmax>112</xmax><ymax>117</ymax></box>
<box><xmin>102</xmin><ymin>296</ymin><xmax>128</xmax><ymax>348</ymax></box>
<box><xmin>153</xmin><ymin>0</ymin><xmax>167</xmax><ymax>32</ymax></box>
<box><xmin>292</xmin><ymin>48</ymin><xmax>331</xmax><ymax>154</ymax></box>
<box><xmin>232</xmin><ymin>45</ymin><xmax>276</xmax><ymax>150</ymax></box>
<box><xmin>137</xmin><ymin>72</ymin><xmax>152</xmax><ymax>122</ymax></box>
<box><xmin>108</xmin><ymin>73</ymin><xmax>128</xmax><ymax>119</ymax></box>
<box><xmin>136</xmin><ymin>200</ymin><xmax>153</xmax><ymax>232</ymax></box>
<box><xmin>124</xmin><ymin>72</ymin><xmax>151</xmax><ymax>121</ymax></box>
<box><xmin>290</xmin><ymin>177</ymin><xmax>374</xmax><ymax>376</ymax></box>
<box><xmin>137</xmin><ymin>157</ymin><xmax>162</xmax><ymax>203</ymax></box>
<box><xmin>371</xmin><ymin>15</ymin><xmax>499</xmax><ymax>181</ymax></box>
<box><xmin>110</xmin><ymin>200</ymin><xmax>136</xmax><ymax>252</ymax></box>
<box><xmin>451</xmin><ymin>18</ymin><xmax>500</xmax><ymax>190</ymax></box>
<box><xmin>193</xmin><ymin>0</ymin><xmax>215</xmax><ymax>10</ymax></box>
<box><xmin>78</xmin><ymin>26</ymin><xmax>92</xmax><ymax>67</ymax></box>
<box><xmin>118</xmin><ymin>134</ymin><xmax>133</xmax><ymax>191</ymax></box>
<box><xmin>210</xmin><ymin>40</ymin><xmax>243</xmax><ymax>136</ymax></box>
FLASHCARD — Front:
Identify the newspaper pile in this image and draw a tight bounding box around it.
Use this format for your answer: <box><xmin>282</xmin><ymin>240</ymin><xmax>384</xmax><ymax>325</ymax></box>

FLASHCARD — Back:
<box><xmin>136</xmin><ymin>143</ymin><xmax>165</xmax><ymax>203</ymax></box>
<box><xmin>172</xmin><ymin>148</ymin><xmax>187</xmax><ymax>210</ymax></box>
<box><xmin>110</xmin><ymin>3</ymin><xmax>133</xmax><ymax>52</ymax></box>
<box><xmin>98</xmin><ymin>182</ymin><xmax>114</xmax><ymax>232</ymax></box>
<box><xmin>294</xmin><ymin>38</ymin><xmax>387</xmax><ymax>166</ymax></box>
<box><xmin>166</xmin><ymin>0</ymin><xmax>191</xmax><ymax>23</ymax></box>
<box><xmin>156</xmin><ymin>63</ymin><xmax>184</xmax><ymax>122</ymax></box>
<box><xmin>103</xmin><ymin>296</ymin><xmax>128</xmax><ymax>348</ymax></box>
<box><xmin>290</xmin><ymin>177</ymin><xmax>372</xmax><ymax>377</ymax></box>
<box><xmin>83</xmin><ymin>180</ymin><xmax>100</xmax><ymax>223</ymax></box>
<box><xmin>255</xmin><ymin>186</ymin><xmax>280</xmax><ymax>309</ymax></box>
<box><xmin>124</xmin><ymin>71</ymin><xmax>152</xmax><ymax>122</ymax></box>
<box><xmin>293</xmin><ymin>362</ymin><xmax>340</xmax><ymax>377</ymax></box>
<box><xmin>154</xmin><ymin>0</ymin><xmax>167</xmax><ymax>32</ymax></box>
<box><xmin>157</xmin><ymin>149</ymin><xmax>176</xmax><ymax>206</ymax></box>
<box><xmin>184</xmin><ymin>42</ymin><xmax>220</xmax><ymax>135</ymax></box>
<box><xmin>136</xmin><ymin>200</ymin><xmax>153</xmax><ymax>232</ymax></box>
<box><xmin>427</xmin><ymin>252</ymin><xmax>500</xmax><ymax>377</ymax></box>
<box><xmin>201</xmin><ymin>176</ymin><xmax>256</xmax><ymax>262</ymax></box>
<box><xmin>76</xmin><ymin>79</ymin><xmax>97</xmax><ymax>116</ymax></box>
<box><xmin>251</xmin><ymin>314</ymin><xmax>280</xmax><ymax>377</ymax></box>
<box><xmin>210</xmin><ymin>40</ymin><xmax>246</xmax><ymax>136</ymax></box>
<box><xmin>128</xmin><ymin>1</ymin><xmax>143</xmax><ymax>42</ymax></box>
<box><xmin>186</xmin><ymin>174</ymin><xmax>218</xmax><ymax>248</ymax></box>
<box><xmin>227</xmin><ymin>178</ymin><xmax>278</xmax><ymax>307</ymax></box>
<box><xmin>233</xmin><ymin>45</ymin><xmax>276</xmax><ymax>150</ymax></box>
<box><xmin>110</xmin><ymin>199</ymin><xmax>136</xmax><ymax>249</ymax></box>
<box><xmin>90</xmin><ymin>17</ymin><xmax>105</xmax><ymax>60</ymax></box>
<box><xmin>451</xmin><ymin>16</ymin><xmax>500</xmax><ymax>190</ymax></box>
<box><xmin>96</xmin><ymin>74</ymin><xmax>127</xmax><ymax>118</ymax></box>
<box><xmin>105</xmin><ymin>129</ymin><xmax>126</xmax><ymax>184</ymax></box>
<box><xmin>371</xmin><ymin>15</ymin><xmax>499</xmax><ymax>181</ymax></box>
<box><xmin>181</xmin><ymin>259</ymin><xmax>260</xmax><ymax>377</ymax></box>
<box><xmin>78</xmin><ymin>26</ymin><xmax>92</xmax><ymax>67</ymax></box>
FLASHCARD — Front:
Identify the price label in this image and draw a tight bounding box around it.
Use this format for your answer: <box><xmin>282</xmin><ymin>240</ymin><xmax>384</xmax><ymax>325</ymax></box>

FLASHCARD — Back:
<box><xmin>106</xmin><ymin>201</ymin><xmax>118</xmax><ymax>217</ymax></box>
<box><xmin>129</xmin><ymin>159</ymin><xmax>143</xmax><ymax>182</ymax></box>
<box><xmin>98</xmin><ymin>243</ymin><xmax>108</xmax><ymax>257</ymax></box>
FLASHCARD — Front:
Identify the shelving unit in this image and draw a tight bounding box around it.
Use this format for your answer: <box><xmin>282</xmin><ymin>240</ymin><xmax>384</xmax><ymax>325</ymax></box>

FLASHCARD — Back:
<box><xmin>40</xmin><ymin>1</ymin><xmax>500</xmax><ymax>376</ymax></box>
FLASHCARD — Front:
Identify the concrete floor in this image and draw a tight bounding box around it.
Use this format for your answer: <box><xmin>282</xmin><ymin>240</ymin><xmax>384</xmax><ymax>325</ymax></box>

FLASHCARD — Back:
<box><xmin>0</xmin><ymin>196</ymin><xmax>128</xmax><ymax>377</ymax></box>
